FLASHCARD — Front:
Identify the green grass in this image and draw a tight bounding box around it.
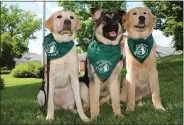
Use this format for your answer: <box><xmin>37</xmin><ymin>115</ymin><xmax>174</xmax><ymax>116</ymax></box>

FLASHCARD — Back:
<box><xmin>1</xmin><ymin>55</ymin><xmax>183</xmax><ymax>124</ymax></box>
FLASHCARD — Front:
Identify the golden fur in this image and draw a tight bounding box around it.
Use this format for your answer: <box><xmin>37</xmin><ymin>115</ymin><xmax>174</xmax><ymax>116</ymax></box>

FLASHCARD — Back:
<box><xmin>120</xmin><ymin>7</ymin><xmax>165</xmax><ymax>111</ymax></box>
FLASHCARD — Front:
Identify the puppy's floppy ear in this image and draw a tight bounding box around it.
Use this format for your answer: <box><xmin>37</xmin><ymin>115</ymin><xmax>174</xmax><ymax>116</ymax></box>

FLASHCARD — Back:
<box><xmin>122</xmin><ymin>13</ymin><xmax>127</xmax><ymax>25</ymax></box>
<box><xmin>148</xmin><ymin>11</ymin><xmax>157</xmax><ymax>28</ymax></box>
<box><xmin>152</xmin><ymin>16</ymin><xmax>157</xmax><ymax>28</ymax></box>
<box><xmin>75</xmin><ymin>18</ymin><xmax>81</xmax><ymax>31</ymax></box>
<box><xmin>45</xmin><ymin>15</ymin><xmax>53</xmax><ymax>32</ymax></box>
<box><xmin>89</xmin><ymin>8</ymin><xmax>102</xmax><ymax>20</ymax></box>
<box><xmin>122</xmin><ymin>12</ymin><xmax>130</xmax><ymax>29</ymax></box>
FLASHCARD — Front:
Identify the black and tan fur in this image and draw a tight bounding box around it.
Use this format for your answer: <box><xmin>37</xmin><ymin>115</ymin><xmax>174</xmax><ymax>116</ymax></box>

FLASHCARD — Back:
<box><xmin>80</xmin><ymin>8</ymin><xmax>126</xmax><ymax>120</ymax></box>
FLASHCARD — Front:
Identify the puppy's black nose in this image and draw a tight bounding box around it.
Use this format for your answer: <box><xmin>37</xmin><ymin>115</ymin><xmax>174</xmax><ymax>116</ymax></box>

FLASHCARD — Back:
<box><xmin>139</xmin><ymin>16</ymin><xmax>145</xmax><ymax>21</ymax></box>
<box><xmin>64</xmin><ymin>19</ymin><xmax>71</xmax><ymax>25</ymax></box>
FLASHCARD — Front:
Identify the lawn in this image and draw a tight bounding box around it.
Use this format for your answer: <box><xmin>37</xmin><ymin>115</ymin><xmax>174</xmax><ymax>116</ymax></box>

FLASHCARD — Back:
<box><xmin>1</xmin><ymin>55</ymin><xmax>183</xmax><ymax>124</ymax></box>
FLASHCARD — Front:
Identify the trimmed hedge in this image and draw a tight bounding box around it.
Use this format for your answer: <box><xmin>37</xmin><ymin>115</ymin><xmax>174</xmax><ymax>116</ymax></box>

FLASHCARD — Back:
<box><xmin>0</xmin><ymin>77</ymin><xmax>5</xmax><ymax>90</ymax></box>
<box><xmin>11</xmin><ymin>62</ymin><xmax>42</xmax><ymax>78</ymax></box>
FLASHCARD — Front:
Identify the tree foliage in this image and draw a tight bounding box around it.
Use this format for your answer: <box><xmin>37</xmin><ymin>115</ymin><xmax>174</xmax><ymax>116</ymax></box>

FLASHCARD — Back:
<box><xmin>76</xmin><ymin>46</ymin><xmax>83</xmax><ymax>53</ymax></box>
<box><xmin>143</xmin><ymin>1</ymin><xmax>183</xmax><ymax>51</ymax></box>
<box><xmin>58</xmin><ymin>1</ymin><xmax>127</xmax><ymax>51</ymax></box>
<box><xmin>0</xmin><ymin>4</ymin><xmax>42</xmax><ymax>68</ymax></box>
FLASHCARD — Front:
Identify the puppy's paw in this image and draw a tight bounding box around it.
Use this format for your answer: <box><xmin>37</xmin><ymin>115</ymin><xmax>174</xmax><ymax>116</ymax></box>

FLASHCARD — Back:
<box><xmin>154</xmin><ymin>104</ymin><xmax>165</xmax><ymax>111</ymax></box>
<box><xmin>153</xmin><ymin>99</ymin><xmax>165</xmax><ymax>111</ymax></box>
<box><xmin>81</xmin><ymin>115</ymin><xmax>90</xmax><ymax>122</ymax></box>
<box><xmin>90</xmin><ymin>108</ymin><xmax>100</xmax><ymax>120</ymax></box>
<box><xmin>115</xmin><ymin>113</ymin><xmax>124</xmax><ymax>119</ymax></box>
<box><xmin>126</xmin><ymin>107</ymin><xmax>135</xmax><ymax>112</ymax></box>
<box><xmin>70</xmin><ymin>108</ymin><xmax>77</xmax><ymax>113</ymax></box>
<box><xmin>46</xmin><ymin>115</ymin><xmax>54</xmax><ymax>121</ymax></box>
<box><xmin>126</xmin><ymin>102</ymin><xmax>135</xmax><ymax>112</ymax></box>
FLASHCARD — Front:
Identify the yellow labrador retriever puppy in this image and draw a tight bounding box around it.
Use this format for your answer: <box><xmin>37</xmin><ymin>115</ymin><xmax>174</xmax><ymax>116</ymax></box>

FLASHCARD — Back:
<box><xmin>121</xmin><ymin>7</ymin><xmax>165</xmax><ymax>111</ymax></box>
<box><xmin>37</xmin><ymin>10</ymin><xmax>89</xmax><ymax>122</ymax></box>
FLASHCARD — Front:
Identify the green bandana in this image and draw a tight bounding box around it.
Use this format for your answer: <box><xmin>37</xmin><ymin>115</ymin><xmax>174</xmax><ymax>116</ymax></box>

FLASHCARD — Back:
<box><xmin>43</xmin><ymin>33</ymin><xmax>74</xmax><ymax>60</ymax></box>
<box><xmin>128</xmin><ymin>34</ymin><xmax>154</xmax><ymax>63</ymax></box>
<box><xmin>87</xmin><ymin>40</ymin><xmax>122</xmax><ymax>81</ymax></box>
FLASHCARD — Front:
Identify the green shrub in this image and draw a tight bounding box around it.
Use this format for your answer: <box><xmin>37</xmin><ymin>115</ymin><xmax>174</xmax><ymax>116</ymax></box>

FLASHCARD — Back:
<box><xmin>0</xmin><ymin>67</ymin><xmax>11</xmax><ymax>74</ymax></box>
<box><xmin>11</xmin><ymin>62</ymin><xmax>42</xmax><ymax>78</ymax></box>
<box><xmin>0</xmin><ymin>77</ymin><xmax>5</xmax><ymax>90</ymax></box>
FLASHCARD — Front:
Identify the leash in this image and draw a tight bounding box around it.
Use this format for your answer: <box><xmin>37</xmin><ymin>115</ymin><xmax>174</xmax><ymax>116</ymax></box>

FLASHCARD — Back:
<box><xmin>156</xmin><ymin>51</ymin><xmax>182</xmax><ymax>81</ymax></box>
<box><xmin>46</xmin><ymin>58</ymin><xmax>50</xmax><ymax>108</ymax></box>
<box><xmin>34</xmin><ymin>58</ymin><xmax>50</xmax><ymax>117</ymax></box>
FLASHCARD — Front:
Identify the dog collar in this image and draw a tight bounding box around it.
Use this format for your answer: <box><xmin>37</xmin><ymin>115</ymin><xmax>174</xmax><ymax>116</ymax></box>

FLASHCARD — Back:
<box><xmin>87</xmin><ymin>39</ymin><xmax>122</xmax><ymax>81</ymax></box>
<box><xmin>128</xmin><ymin>34</ymin><xmax>154</xmax><ymax>63</ymax></box>
<box><xmin>43</xmin><ymin>33</ymin><xmax>74</xmax><ymax>60</ymax></box>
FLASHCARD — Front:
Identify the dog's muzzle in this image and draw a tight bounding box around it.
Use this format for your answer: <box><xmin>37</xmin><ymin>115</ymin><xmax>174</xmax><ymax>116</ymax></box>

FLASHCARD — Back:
<box><xmin>134</xmin><ymin>24</ymin><xmax>146</xmax><ymax>29</ymax></box>
<box><xmin>134</xmin><ymin>16</ymin><xmax>146</xmax><ymax>29</ymax></box>
<box><xmin>64</xmin><ymin>19</ymin><xmax>71</xmax><ymax>30</ymax></box>
<box><xmin>139</xmin><ymin>16</ymin><xmax>145</xmax><ymax>24</ymax></box>
<box><xmin>59</xmin><ymin>19</ymin><xmax>72</xmax><ymax>35</ymax></box>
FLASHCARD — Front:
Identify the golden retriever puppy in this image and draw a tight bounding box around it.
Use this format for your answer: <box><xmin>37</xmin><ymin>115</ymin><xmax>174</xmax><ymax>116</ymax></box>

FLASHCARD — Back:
<box><xmin>37</xmin><ymin>10</ymin><xmax>89</xmax><ymax>122</ymax></box>
<box><xmin>79</xmin><ymin>8</ymin><xmax>126</xmax><ymax>119</ymax></box>
<box><xmin>120</xmin><ymin>7</ymin><xmax>165</xmax><ymax>111</ymax></box>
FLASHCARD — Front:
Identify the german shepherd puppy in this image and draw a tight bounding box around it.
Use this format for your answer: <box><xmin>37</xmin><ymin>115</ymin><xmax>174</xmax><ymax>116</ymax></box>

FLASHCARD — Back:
<box><xmin>80</xmin><ymin>8</ymin><xmax>126</xmax><ymax>120</ymax></box>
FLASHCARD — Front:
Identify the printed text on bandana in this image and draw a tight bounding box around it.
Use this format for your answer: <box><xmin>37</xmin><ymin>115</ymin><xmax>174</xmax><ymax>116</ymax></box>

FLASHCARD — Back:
<box><xmin>45</xmin><ymin>42</ymin><xmax>59</xmax><ymax>57</ymax></box>
<box><xmin>87</xmin><ymin>40</ymin><xmax>122</xmax><ymax>81</ymax></box>
<box><xmin>43</xmin><ymin>33</ymin><xmax>74</xmax><ymax>60</ymax></box>
<box><xmin>134</xmin><ymin>43</ymin><xmax>148</xmax><ymax>59</ymax></box>
<box><xmin>96</xmin><ymin>60</ymin><xmax>112</xmax><ymax>74</ymax></box>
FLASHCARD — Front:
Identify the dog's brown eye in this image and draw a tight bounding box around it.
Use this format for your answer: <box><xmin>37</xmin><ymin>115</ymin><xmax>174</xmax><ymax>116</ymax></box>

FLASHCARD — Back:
<box><xmin>104</xmin><ymin>16</ymin><xmax>110</xmax><ymax>21</ymax></box>
<box><xmin>70</xmin><ymin>16</ymin><xmax>74</xmax><ymax>19</ymax></box>
<box><xmin>144</xmin><ymin>12</ymin><xmax>147</xmax><ymax>14</ymax></box>
<box><xmin>57</xmin><ymin>15</ymin><xmax>62</xmax><ymax>19</ymax></box>
<box><xmin>133</xmin><ymin>12</ymin><xmax>137</xmax><ymax>15</ymax></box>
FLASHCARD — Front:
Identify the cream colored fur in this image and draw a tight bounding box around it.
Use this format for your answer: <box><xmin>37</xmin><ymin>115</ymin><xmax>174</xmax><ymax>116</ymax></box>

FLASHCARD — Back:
<box><xmin>37</xmin><ymin>10</ymin><xmax>89</xmax><ymax>122</ymax></box>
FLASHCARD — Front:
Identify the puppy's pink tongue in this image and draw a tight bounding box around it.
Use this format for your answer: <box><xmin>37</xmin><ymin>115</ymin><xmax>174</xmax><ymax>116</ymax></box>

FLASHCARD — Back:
<box><xmin>109</xmin><ymin>31</ymin><xmax>117</xmax><ymax>37</ymax></box>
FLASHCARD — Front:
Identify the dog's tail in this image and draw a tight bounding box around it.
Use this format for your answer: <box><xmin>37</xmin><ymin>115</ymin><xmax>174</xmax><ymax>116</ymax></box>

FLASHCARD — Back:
<box><xmin>37</xmin><ymin>67</ymin><xmax>47</xmax><ymax>106</ymax></box>
<box><xmin>37</xmin><ymin>90</ymin><xmax>46</xmax><ymax>106</ymax></box>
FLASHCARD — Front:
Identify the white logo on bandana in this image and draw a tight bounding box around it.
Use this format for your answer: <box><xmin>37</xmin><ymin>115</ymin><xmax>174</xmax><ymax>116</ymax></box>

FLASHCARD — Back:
<box><xmin>96</xmin><ymin>60</ymin><xmax>111</xmax><ymax>73</ymax></box>
<box><xmin>45</xmin><ymin>42</ymin><xmax>57</xmax><ymax>54</ymax></box>
<box><xmin>134</xmin><ymin>44</ymin><xmax>148</xmax><ymax>58</ymax></box>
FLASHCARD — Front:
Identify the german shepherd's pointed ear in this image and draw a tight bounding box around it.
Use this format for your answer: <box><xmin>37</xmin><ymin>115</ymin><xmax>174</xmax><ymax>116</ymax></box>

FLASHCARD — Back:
<box><xmin>116</xmin><ymin>9</ymin><xmax>126</xmax><ymax>25</ymax></box>
<box><xmin>45</xmin><ymin>15</ymin><xmax>53</xmax><ymax>32</ymax></box>
<box><xmin>89</xmin><ymin>8</ymin><xmax>102</xmax><ymax>20</ymax></box>
<box><xmin>116</xmin><ymin>9</ymin><xmax>126</xmax><ymax>18</ymax></box>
